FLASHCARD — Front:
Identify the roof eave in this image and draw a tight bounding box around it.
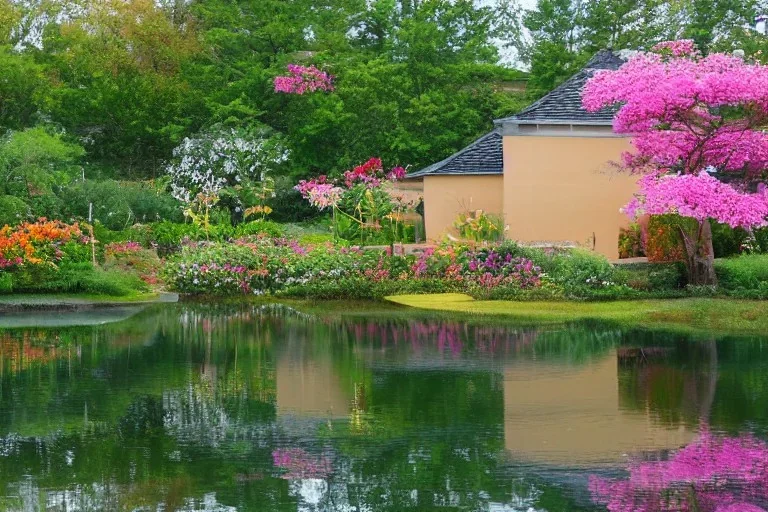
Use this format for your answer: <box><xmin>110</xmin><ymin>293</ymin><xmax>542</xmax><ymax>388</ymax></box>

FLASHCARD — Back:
<box><xmin>405</xmin><ymin>170</ymin><xmax>502</xmax><ymax>179</ymax></box>
<box><xmin>493</xmin><ymin>118</ymin><xmax>614</xmax><ymax>127</ymax></box>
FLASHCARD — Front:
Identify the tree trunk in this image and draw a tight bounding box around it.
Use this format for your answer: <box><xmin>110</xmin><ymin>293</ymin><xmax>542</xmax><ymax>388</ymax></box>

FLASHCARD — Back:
<box><xmin>678</xmin><ymin>220</ymin><xmax>717</xmax><ymax>286</ymax></box>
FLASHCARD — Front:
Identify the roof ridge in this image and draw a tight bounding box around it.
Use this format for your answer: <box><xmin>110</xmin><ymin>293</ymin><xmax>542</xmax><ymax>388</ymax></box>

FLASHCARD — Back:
<box><xmin>494</xmin><ymin>49</ymin><xmax>625</xmax><ymax>126</ymax></box>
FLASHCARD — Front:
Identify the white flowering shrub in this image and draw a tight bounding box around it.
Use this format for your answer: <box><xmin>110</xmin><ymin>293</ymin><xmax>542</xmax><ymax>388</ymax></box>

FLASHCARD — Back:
<box><xmin>166</xmin><ymin>125</ymin><xmax>289</xmax><ymax>208</ymax></box>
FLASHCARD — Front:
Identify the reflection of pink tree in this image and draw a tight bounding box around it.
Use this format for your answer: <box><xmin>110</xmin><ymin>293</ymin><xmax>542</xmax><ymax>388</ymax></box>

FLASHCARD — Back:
<box><xmin>590</xmin><ymin>429</ymin><xmax>768</xmax><ymax>512</ymax></box>
<box><xmin>272</xmin><ymin>448</ymin><xmax>332</xmax><ymax>480</ymax></box>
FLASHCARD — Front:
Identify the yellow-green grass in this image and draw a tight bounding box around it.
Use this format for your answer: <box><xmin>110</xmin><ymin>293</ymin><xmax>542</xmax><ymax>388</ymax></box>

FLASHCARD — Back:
<box><xmin>386</xmin><ymin>293</ymin><xmax>768</xmax><ymax>336</ymax></box>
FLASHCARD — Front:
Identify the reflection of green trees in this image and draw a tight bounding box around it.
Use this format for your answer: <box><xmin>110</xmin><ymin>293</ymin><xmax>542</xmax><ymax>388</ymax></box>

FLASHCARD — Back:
<box><xmin>3</xmin><ymin>303</ymin><xmax>713</xmax><ymax>510</ymax></box>
<box><xmin>617</xmin><ymin>330</ymin><xmax>768</xmax><ymax>433</ymax></box>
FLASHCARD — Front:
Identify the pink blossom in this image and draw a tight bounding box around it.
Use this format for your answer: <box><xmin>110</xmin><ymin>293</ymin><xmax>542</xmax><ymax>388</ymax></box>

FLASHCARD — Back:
<box><xmin>583</xmin><ymin>44</ymin><xmax>768</xmax><ymax>176</ymax></box>
<box><xmin>625</xmin><ymin>172</ymin><xmax>768</xmax><ymax>229</ymax></box>
<box><xmin>589</xmin><ymin>430</ymin><xmax>768</xmax><ymax>512</ymax></box>
<box><xmin>274</xmin><ymin>64</ymin><xmax>334</xmax><ymax>95</ymax></box>
<box><xmin>305</xmin><ymin>183</ymin><xmax>344</xmax><ymax>210</ymax></box>
<box><xmin>652</xmin><ymin>39</ymin><xmax>700</xmax><ymax>57</ymax></box>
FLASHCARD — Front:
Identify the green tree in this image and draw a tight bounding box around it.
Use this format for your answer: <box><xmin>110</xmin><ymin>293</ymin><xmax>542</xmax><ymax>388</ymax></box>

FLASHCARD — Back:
<box><xmin>0</xmin><ymin>127</ymin><xmax>84</xmax><ymax>198</ymax></box>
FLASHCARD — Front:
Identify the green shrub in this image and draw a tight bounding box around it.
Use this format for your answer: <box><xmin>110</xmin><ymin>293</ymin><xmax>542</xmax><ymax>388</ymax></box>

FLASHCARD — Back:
<box><xmin>0</xmin><ymin>272</ymin><xmax>12</xmax><ymax>294</ymax></box>
<box><xmin>493</xmin><ymin>241</ymin><xmax>551</xmax><ymax>269</ymax></box>
<box><xmin>615</xmin><ymin>262</ymin><xmax>685</xmax><ymax>291</ymax></box>
<box><xmin>27</xmin><ymin>193</ymin><xmax>65</xmax><ymax>220</ymax></box>
<box><xmin>11</xmin><ymin>262</ymin><xmax>148</xmax><ymax>296</ymax></box>
<box><xmin>93</xmin><ymin>223</ymin><xmax>154</xmax><ymax>247</ymax></box>
<box><xmin>711</xmin><ymin>221</ymin><xmax>748</xmax><ymax>258</ymax></box>
<box><xmin>715</xmin><ymin>255</ymin><xmax>768</xmax><ymax>290</ymax></box>
<box><xmin>649</xmin><ymin>264</ymin><xmax>686</xmax><ymax>290</ymax></box>
<box><xmin>60</xmin><ymin>180</ymin><xmax>183</xmax><ymax>230</ymax></box>
<box><xmin>550</xmin><ymin>249</ymin><xmax>615</xmax><ymax>288</ymax></box>
<box><xmin>0</xmin><ymin>195</ymin><xmax>30</xmax><ymax>226</ymax></box>
<box><xmin>268</xmin><ymin>178</ymin><xmax>323</xmax><ymax>223</ymax></box>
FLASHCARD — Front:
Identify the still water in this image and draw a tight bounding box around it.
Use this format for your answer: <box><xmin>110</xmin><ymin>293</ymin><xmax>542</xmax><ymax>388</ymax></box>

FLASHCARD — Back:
<box><xmin>1</xmin><ymin>303</ymin><xmax>767</xmax><ymax>511</ymax></box>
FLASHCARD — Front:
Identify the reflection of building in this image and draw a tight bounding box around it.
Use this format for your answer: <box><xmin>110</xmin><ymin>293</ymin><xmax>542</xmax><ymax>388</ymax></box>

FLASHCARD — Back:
<box><xmin>503</xmin><ymin>351</ymin><xmax>696</xmax><ymax>465</ymax></box>
<box><xmin>276</xmin><ymin>352</ymin><xmax>351</xmax><ymax>418</ymax></box>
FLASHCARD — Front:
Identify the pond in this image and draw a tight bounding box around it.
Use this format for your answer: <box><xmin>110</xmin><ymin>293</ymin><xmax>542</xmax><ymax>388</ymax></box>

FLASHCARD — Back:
<box><xmin>1</xmin><ymin>303</ymin><xmax>767</xmax><ymax>511</ymax></box>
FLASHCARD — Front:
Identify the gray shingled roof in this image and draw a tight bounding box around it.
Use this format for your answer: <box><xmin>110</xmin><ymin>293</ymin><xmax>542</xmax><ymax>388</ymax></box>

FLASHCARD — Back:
<box><xmin>495</xmin><ymin>50</ymin><xmax>626</xmax><ymax>125</ymax></box>
<box><xmin>407</xmin><ymin>131</ymin><xmax>502</xmax><ymax>178</ymax></box>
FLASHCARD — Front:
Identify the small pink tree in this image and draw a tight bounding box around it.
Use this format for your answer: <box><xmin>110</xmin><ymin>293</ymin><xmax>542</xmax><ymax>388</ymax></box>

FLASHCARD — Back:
<box><xmin>274</xmin><ymin>64</ymin><xmax>334</xmax><ymax>94</ymax></box>
<box><xmin>583</xmin><ymin>41</ymin><xmax>768</xmax><ymax>285</ymax></box>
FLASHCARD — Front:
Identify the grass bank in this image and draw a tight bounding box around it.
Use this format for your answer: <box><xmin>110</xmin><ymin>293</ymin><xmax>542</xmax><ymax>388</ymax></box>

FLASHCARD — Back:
<box><xmin>386</xmin><ymin>293</ymin><xmax>768</xmax><ymax>336</ymax></box>
<box><xmin>0</xmin><ymin>292</ymin><xmax>175</xmax><ymax>312</ymax></box>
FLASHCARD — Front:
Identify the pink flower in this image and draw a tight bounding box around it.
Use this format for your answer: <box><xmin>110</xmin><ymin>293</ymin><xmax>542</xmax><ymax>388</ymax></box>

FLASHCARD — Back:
<box><xmin>625</xmin><ymin>172</ymin><xmax>768</xmax><ymax>229</ymax></box>
<box><xmin>274</xmin><ymin>64</ymin><xmax>334</xmax><ymax>95</ymax></box>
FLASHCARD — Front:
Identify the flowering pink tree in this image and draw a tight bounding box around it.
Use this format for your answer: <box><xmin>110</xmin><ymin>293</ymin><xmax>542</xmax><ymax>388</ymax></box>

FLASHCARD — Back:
<box><xmin>583</xmin><ymin>40</ymin><xmax>768</xmax><ymax>285</ymax></box>
<box><xmin>274</xmin><ymin>64</ymin><xmax>334</xmax><ymax>94</ymax></box>
<box><xmin>590</xmin><ymin>429</ymin><xmax>768</xmax><ymax>512</ymax></box>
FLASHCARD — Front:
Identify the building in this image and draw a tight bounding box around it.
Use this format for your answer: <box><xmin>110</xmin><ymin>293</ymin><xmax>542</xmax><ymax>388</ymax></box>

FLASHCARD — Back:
<box><xmin>404</xmin><ymin>50</ymin><xmax>638</xmax><ymax>259</ymax></box>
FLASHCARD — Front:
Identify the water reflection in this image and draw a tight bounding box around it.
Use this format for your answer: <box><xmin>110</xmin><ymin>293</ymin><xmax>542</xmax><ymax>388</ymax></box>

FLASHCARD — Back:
<box><xmin>0</xmin><ymin>303</ymin><xmax>767</xmax><ymax>511</ymax></box>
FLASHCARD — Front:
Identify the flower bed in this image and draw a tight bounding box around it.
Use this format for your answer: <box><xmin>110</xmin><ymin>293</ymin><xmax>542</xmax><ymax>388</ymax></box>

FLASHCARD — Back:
<box><xmin>0</xmin><ymin>220</ymin><xmax>149</xmax><ymax>296</ymax></box>
<box><xmin>162</xmin><ymin>235</ymin><xmax>645</xmax><ymax>300</ymax></box>
<box><xmin>0</xmin><ymin>219</ymin><xmax>88</xmax><ymax>269</ymax></box>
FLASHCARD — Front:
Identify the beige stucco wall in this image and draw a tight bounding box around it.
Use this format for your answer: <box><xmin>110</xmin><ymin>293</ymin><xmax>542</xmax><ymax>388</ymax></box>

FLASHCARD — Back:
<box><xmin>503</xmin><ymin>135</ymin><xmax>637</xmax><ymax>259</ymax></box>
<box><xmin>503</xmin><ymin>353</ymin><xmax>695</xmax><ymax>465</ymax></box>
<box><xmin>422</xmin><ymin>175</ymin><xmax>504</xmax><ymax>241</ymax></box>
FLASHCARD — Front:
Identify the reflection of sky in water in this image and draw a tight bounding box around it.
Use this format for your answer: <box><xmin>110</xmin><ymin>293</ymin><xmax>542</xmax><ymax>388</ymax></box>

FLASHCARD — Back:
<box><xmin>1</xmin><ymin>304</ymin><xmax>768</xmax><ymax>510</ymax></box>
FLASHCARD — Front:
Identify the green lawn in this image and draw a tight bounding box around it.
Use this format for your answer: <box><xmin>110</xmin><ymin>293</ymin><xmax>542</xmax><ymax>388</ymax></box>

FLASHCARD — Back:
<box><xmin>386</xmin><ymin>293</ymin><xmax>768</xmax><ymax>336</ymax></box>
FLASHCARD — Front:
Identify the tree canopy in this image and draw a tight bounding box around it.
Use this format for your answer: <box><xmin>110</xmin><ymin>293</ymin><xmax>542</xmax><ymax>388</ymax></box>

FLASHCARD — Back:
<box><xmin>1</xmin><ymin>0</ymin><xmax>767</xmax><ymax>180</ymax></box>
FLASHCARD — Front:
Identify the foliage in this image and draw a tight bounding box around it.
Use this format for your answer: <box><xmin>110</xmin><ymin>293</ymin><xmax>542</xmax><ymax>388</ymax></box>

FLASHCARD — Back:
<box><xmin>10</xmin><ymin>262</ymin><xmax>148</xmax><ymax>296</ymax></box>
<box><xmin>103</xmin><ymin>242</ymin><xmax>163</xmax><ymax>286</ymax></box>
<box><xmin>59</xmin><ymin>180</ymin><xmax>184</xmax><ymax>230</ymax></box>
<box><xmin>0</xmin><ymin>195</ymin><xmax>30</xmax><ymax>227</ymax></box>
<box><xmin>454</xmin><ymin>210</ymin><xmax>505</xmax><ymax>242</ymax></box>
<box><xmin>0</xmin><ymin>271</ymin><xmax>12</xmax><ymax>294</ymax></box>
<box><xmin>644</xmin><ymin>215</ymin><xmax>694</xmax><ymax>263</ymax></box>
<box><xmin>161</xmin><ymin>234</ymin><xmax>672</xmax><ymax>301</ymax></box>
<box><xmin>618</xmin><ymin>224</ymin><xmax>644</xmax><ymax>259</ymax></box>
<box><xmin>550</xmin><ymin>249</ymin><xmax>618</xmax><ymax>291</ymax></box>
<box><xmin>521</xmin><ymin>0</ymin><xmax>761</xmax><ymax>96</ymax></box>
<box><xmin>148</xmin><ymin>220</ymin><xmax>285</xmax><ymax>255</ymax></box>
<box><xmin>0</xmin><ymin>127</ymin><xmax>84</xmax><ymax>199</ymax></box>
<box><xmin>715</xmin><ymin>255</ymin><xmax>768</xmax><ymax>291</ymax></box>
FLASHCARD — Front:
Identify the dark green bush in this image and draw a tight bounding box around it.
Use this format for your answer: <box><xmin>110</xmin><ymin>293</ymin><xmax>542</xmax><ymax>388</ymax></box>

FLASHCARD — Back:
<box><xmin>0</xmin><ymin>195</ymin><xmax>30</xmax><ymax>226</ymax></box>
<box><xmin>27</xmin><ymin>193</ymin><xmax>65</xmax><ymax>220</ymax></box>
<box><xmin>615</xmin><ymin>262</ymin><xmax>685</xmax><ymax>291</ymax></box>
<box><xmin>710</xmin><ymin>221</ymin><xmax>748</xmax><ymax>258</ymax></box>
<box><xmin>60</xmin><ymin>180</ymin><xmax>183</xmax><ymax>230</ymax></box>
<box><xmin>0</xmin><ymin>272</ymin><xmax>12</xmax><ymax>294</ymax></box>
<box><xmin>268</xmin><ymin>178</ymin><xmax>323</xmax><ymax>223</ymax></box>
